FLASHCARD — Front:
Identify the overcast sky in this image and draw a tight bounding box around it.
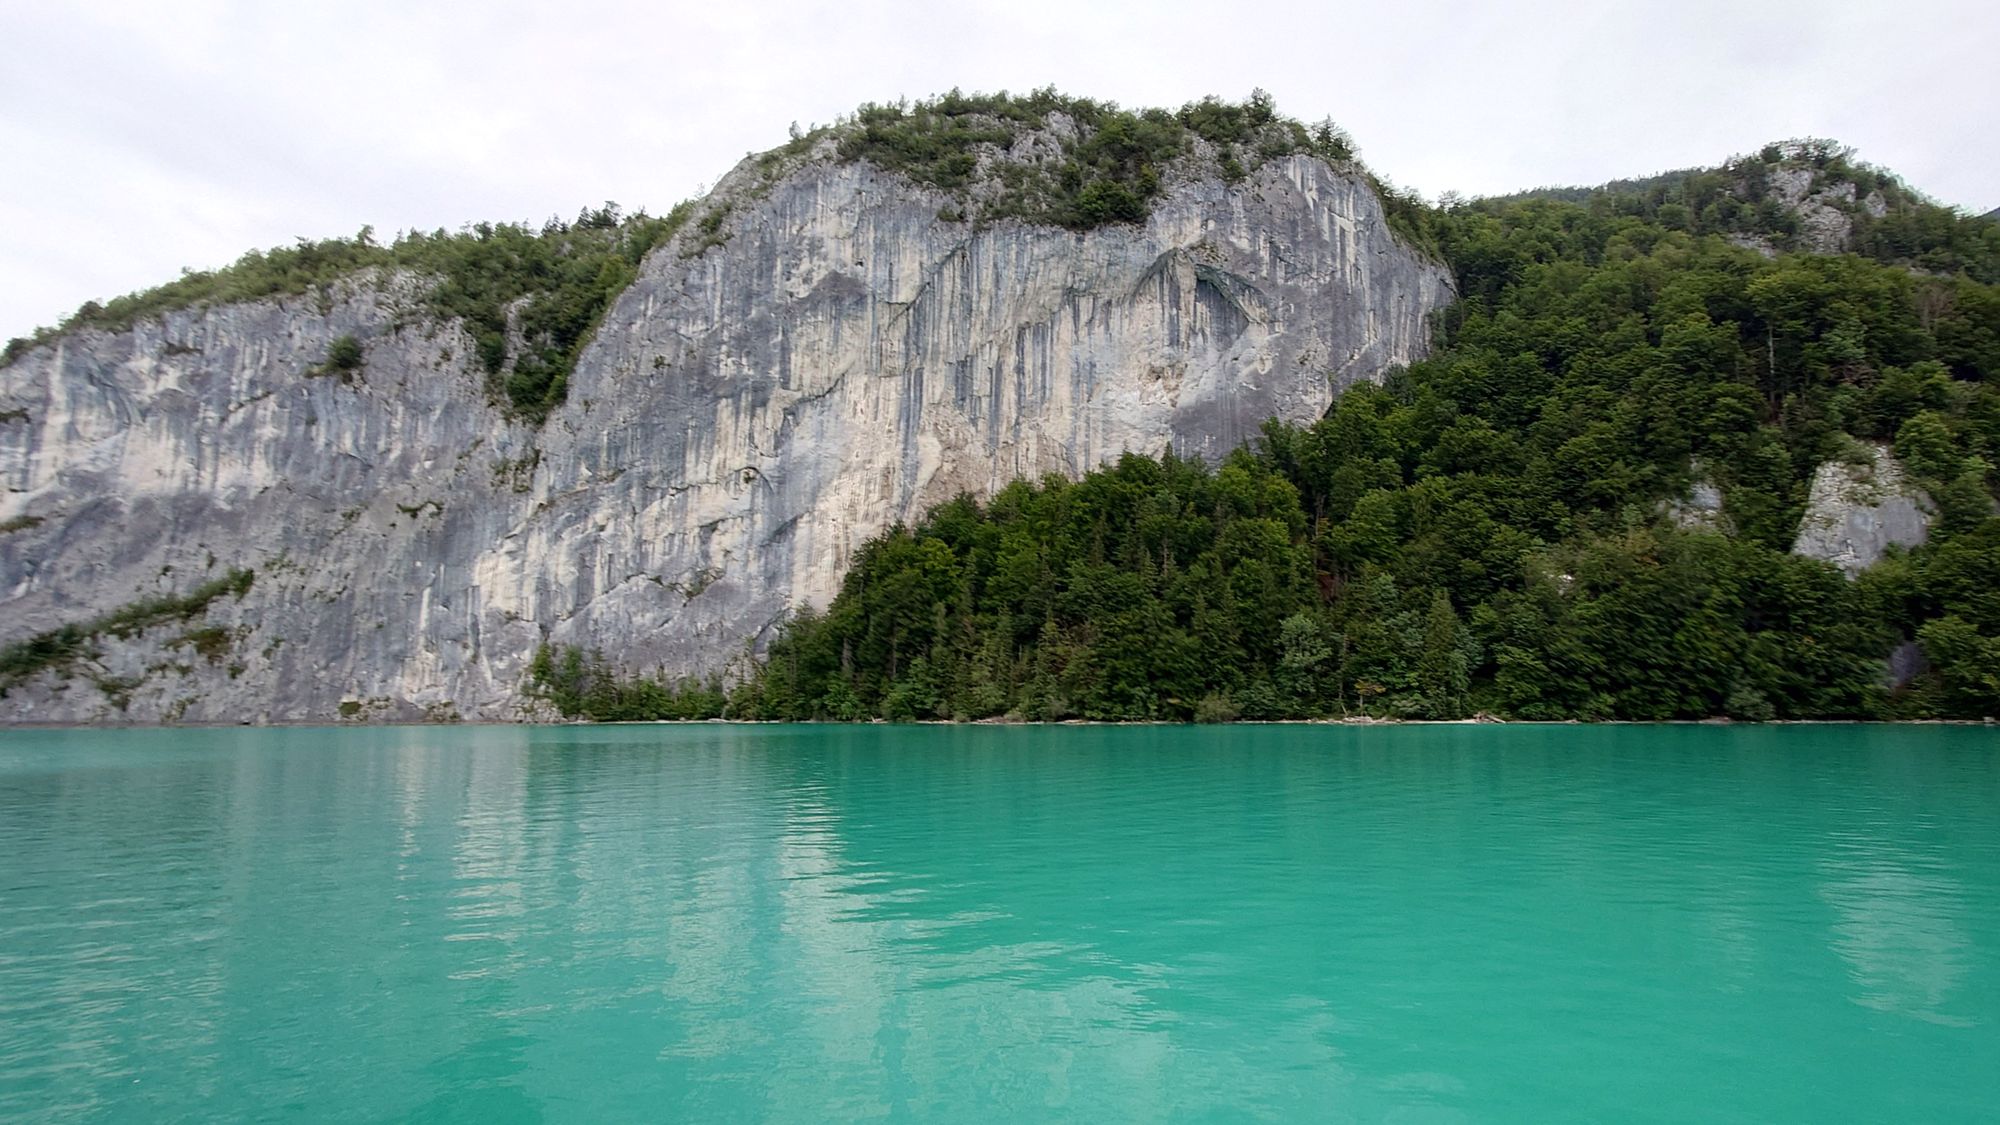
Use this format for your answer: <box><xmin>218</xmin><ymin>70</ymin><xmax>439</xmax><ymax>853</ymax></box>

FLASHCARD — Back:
<box><xmin>3</xmin><ymin>0</ymin><xmax>1994</xmax><ymax>339</ymax></box>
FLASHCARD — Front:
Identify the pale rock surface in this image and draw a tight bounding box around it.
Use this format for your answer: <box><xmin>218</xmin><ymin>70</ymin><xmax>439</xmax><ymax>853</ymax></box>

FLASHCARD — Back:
<box><xmin>1766</xmin><ymin>166</ymin><xmax>1887</xmax><ymax>254</ymax></box>
<box><xmin>1791</xmin><ymin>443</ymin><xmax>1933</xmax><ymax>577</ymax></box>
<box><xmin>1664</xmin><ymin>469</ymin><xmax>1731</xmax><ymax>533</ymax></box>
<box><xmin>0</xmin><ymin>153</ymin><xmax>1454</xmax><ymax>722</ymax></box>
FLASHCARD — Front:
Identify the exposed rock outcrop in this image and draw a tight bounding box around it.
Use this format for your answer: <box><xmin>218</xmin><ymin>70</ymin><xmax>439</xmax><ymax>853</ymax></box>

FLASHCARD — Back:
<box><xmin>0</xmin><ymin>152</ymin><xmax>1453</xmax><ymax>722</ymax></box>
<box><xmin>1766</xmin><ymin>166</ymin><xmax>1888</xmax><ymax>254</ymax></box>
<box><xmin>1664</xmin><ymin>469</ymin><xmax>1731</xmax><ymax>534</ymax></box>
<box><xmin>1791</xmin><ymin>443</ymin><xmax>1933</xmax><ymax>577</ymax></box>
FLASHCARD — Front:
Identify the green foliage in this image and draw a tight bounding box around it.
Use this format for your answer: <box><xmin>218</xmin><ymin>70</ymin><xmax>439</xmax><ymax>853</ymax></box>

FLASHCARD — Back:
<box><xmin>1372</xmin><ymin>178</ymin><xmax>1444</xmax><ymax>260</ymax></box>
<box><xmin>11</xmin><ymin>89</ymin><xmax>1412</xmax><ymax>410</ymax></box>
<box><xmin>1914</xmin><ymin>615</ymin><xmax>2000</xmax><ymax>716</ymax></box>
<box><xmin>93</xmin><ymin>569</ymin><xmax>255</xmax><ymax>640</ymax></box>
<box><xmin>407</xmin><ymin>204</ymin><xmax>689</xmax><ymax>420</ymax></box>
<box><xmin>326</xmin><ymin>334</ymin><xmax>363</xmax><ymax>371</ymax></box>
<box><xmin>1488</xmin><ymin>138</ymin><xmax>2000</xmax><ymax>282</ymax></box>
<box><xmin>0</xmin><ymin>569</ymin><xmax>254</xmax><ymax>696</ymax></box>
<box><xmin>0</xmin><ymin>514</ymin><xmax>43</xmax><ymax>534</ymax></box>
<box><xmin>171</xmin><ymin>626</ymin><xmax>236</xmax><ymax>664</ymax></box>
<box><xmin>716</xmin><ymin>425</ymin><xmax>1922</xmax><ymax>721</ymax></box>
<box><xmin>13</xmin><ymin>202</ymin><xmax>691</xmax><ymax>421</ymax></box>
<box><xmin>832</xmin><ymin>88</ymin><xmax>1368</xmax><ymax>234</ymax></box>
<box><xmin>18</xmin><ymin>114</ymin><xmax>1999</xmax><ymax>722</ymax></box>
<box><xmin>727</xmin><ymin>142</ymin><xmax>2000</xmax><ymax>723</ymax></box>
<box><xmin>1193</xmin><ymin>691</ymin><xmax>1239</xmax><ymax>723</ymax></box>
<box><xmin>687</xmin><ymin>203</ymin><xmax>734</xmax><ymax>255</ymax></box>
<box><xmin>526</xmin><ymin>643</ymin><xmax>731</xmax><ymax>721</ymax></box>
<box><xmin>311</xmin><ymin>334</ymin><xmax>365</xmax><ymax>382</ymax></box>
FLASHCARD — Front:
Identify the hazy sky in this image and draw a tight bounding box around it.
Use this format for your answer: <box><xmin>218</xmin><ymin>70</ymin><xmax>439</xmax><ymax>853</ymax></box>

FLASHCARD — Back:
<box><xmin>3</xmin><ymin>0</ymin><xmax>1994</xmax><ymax>338</ymax></box>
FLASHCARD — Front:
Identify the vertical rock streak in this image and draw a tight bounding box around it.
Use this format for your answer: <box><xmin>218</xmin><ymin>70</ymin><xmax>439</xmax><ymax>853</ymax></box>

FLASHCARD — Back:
<box><xmin>0</xmin><ymin>155</ymin><xmax>1452</xmax><ymax>721</ymax></box>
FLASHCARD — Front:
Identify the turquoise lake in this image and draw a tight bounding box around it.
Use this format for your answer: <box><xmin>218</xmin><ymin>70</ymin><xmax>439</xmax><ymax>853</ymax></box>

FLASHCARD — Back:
<box><xmin>1</xmin><ymin>724</ymin><xmax>1996</xmax><ymax>1122</ymax></box>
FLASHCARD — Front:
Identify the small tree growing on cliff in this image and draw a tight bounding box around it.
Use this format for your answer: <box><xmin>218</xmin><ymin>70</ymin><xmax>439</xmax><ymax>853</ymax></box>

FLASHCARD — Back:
<box><xmin>316</xmin><ymin>334</ymin><xmax>364</xmax><ymax>383</ymax></box>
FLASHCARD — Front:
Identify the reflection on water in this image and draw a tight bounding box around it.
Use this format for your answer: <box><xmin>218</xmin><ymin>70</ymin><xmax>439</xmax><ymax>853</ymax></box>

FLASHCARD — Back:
<box><xmin>0</xmin><ymin>723</ymin><xmax>1997</xmax><ymax>1123</ymax></box>
<box><xmin>1821</xmin><ymin>835</ymin><xmax>1975</xmax><ymax>1027</ymax></box>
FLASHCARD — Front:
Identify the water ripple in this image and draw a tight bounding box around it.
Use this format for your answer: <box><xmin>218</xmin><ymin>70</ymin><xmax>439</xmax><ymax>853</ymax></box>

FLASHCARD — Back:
<box><xmin>0</xmin><ymin>723</ymin><xmax>1996</xmax><ymax>1122</ymax></box>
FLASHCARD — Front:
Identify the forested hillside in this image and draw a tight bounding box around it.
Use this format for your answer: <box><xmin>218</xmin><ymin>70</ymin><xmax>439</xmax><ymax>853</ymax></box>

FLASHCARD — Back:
<box><xmin>530</xmin><ymin>143</ymin><xmax>1999</xmax><ymax>722</ymax></box>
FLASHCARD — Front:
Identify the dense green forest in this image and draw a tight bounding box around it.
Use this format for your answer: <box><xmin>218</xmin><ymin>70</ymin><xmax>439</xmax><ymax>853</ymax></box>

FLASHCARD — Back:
<box><xmin>1478</xmin><ymin>139</ymin><xmax>2000</xmax><ymax>283</ymax></box>
<box><xmin>532</xmin><ymin>141</ymin><xmax>2000</xmax><ymax>723</ymax></box>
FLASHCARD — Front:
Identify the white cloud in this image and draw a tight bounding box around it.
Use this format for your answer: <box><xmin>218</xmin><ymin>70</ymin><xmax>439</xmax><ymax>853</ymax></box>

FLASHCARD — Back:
<box><xmin>3</xmin><ymin>0</ymin><xmax>1994</xmax><ymax>337</ymax></box>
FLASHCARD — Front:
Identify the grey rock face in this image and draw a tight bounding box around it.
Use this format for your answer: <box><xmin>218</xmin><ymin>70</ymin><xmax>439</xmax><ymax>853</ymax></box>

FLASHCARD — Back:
<box><xmin>1887</xmin><ymin>640</ymin><xmax>1929</xmax><ymax>689</ymax></box>
<box><xmin>1791</xmin><ymin>443</ymin><xmax>1933</xmax><ymax>577</ymax></box>
<box><xmin>1766</xmin><ymin>166</ymin><xmax>1886</xmax><ymax>254</ymax></box>
<box><xmin>1664</xmin><ymin>470</ymin><xmax>1731</xmax><ymax>534</ymax></box>
<box><xmin>0</xmin><ymin>154</ymin><xmax>1453</xmax><ymax>723</ymax></box>
<box><xmin>0</xmin><ymin>273</ymin><xmax>548</xmax><ymax>724</ymax></box>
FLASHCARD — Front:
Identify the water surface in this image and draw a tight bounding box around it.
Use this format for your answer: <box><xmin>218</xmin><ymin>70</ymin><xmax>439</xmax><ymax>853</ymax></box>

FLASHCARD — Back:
<box><xmin>1</xmin><ymin>723</ymin><xmax>1996</xmax><ymax>1122</ymax></box>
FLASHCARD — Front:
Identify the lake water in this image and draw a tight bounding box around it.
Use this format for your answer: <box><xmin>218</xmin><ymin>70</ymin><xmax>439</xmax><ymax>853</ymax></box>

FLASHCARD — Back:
<box><xmin>1</xmin><ymin>723</ymin><xmax>1996</xmax><ymax>1122</ymax></box>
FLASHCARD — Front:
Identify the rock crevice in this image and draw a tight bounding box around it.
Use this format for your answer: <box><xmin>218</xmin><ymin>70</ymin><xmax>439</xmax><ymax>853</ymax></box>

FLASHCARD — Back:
<box><xmin>0</xmin><ymin>155</ymin><xmax>1454</xmax><ymax>722</ymax></box>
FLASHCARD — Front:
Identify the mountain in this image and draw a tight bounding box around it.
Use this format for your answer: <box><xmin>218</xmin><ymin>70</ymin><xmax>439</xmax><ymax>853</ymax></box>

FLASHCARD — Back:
<box><xmin>700</xmin><ymin>139</ymin><xmax>2000</xmax><ymax>724</ymax></box>
<box><xmin>4</xmin><ymin>98</ymin><xmax>1996</xmax><ymax>724</ymax></box>
<box><xmin>0</xmin><ymin>93</ymin><xmax>1452</xmax><ymax>723</ymax></box>
<box><xmin>1493</xmin><ymin>139</ymin><xmax>1999</xmax><ymax>273</ymax></box>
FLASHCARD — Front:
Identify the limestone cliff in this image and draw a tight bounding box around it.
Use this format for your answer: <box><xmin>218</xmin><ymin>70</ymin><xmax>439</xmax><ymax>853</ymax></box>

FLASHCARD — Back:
<box><xmin>0</xmin><ymin>148</ymin><xmax>1453</xmax><ymax>722</ymax></box>
<box><xmin>1790</xmin><ymin>443</ymin><xmax>1933</xmax><ymax>577</ymax></box>
<box><xmin>1766</xmin><ymin>165</ymin><xmax>1889</xmax><ymax>254</ymax></box>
